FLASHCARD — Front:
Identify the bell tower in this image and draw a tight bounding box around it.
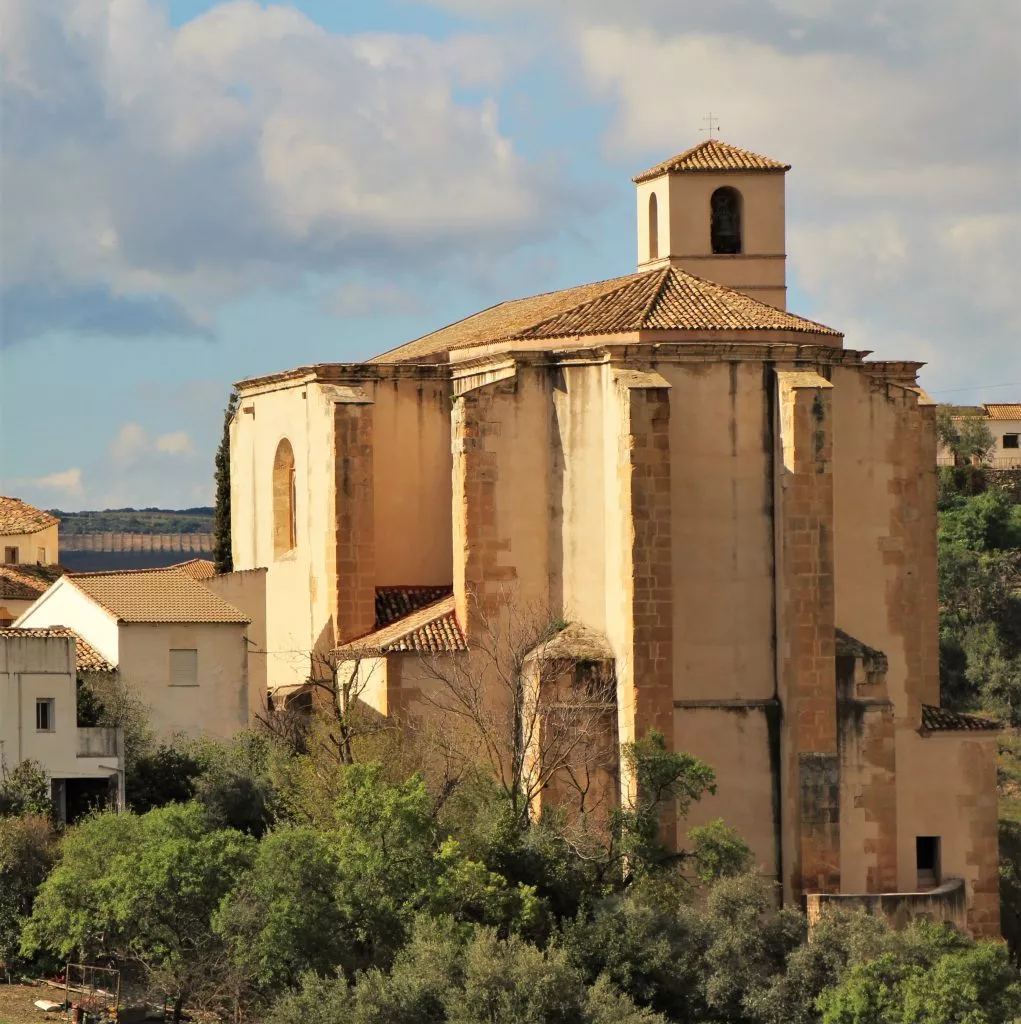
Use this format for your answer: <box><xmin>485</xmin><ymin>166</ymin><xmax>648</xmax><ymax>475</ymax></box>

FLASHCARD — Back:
<box><xmin>634</xmin><ymin>139</ymin><xmax>790</xmax><ymax>309</ymax></box>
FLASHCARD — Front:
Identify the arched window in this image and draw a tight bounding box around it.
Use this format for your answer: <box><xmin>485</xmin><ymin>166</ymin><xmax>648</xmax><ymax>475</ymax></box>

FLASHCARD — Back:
<box><xmin>648</xmin><ymin>192</ymin><xmax>659</xmax><ymax>260</ymax></box>
<box><xmin>272</xmin><ymin>438</ymin><xmax>296</xmax><ymax>559</ymax></box>
<box><xmin>710</xmin><ymin>187</ymin><xmax>742</xmax><ymax>254</ymax></box>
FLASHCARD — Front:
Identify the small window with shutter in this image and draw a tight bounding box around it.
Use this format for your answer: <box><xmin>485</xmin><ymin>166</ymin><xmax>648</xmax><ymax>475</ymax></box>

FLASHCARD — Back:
<box><xmin>3</xmin><ymin>547</ymin><xmax>18</xmax><ymax>564</ymax></box>
<box><xmin>36</xmin><ymin>698</ymin><xmax>55</xmax><ymax>731</ymax></box>
<box><xmin>169</xmin><ymin>648</ymin><xmax>199</xmax><ymax>686</ymax></box>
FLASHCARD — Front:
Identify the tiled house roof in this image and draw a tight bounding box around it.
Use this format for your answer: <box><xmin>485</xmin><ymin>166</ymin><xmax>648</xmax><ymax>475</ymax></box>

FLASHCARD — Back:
<box><xmin>633</xmin><ymin>139</ymin><xmax>790</xmax><ymax>182</ymax></box>
<box><xmin>983</xmin><ymin>404</ymin><xmax>1021</xmax><ymax>420</ymax></box>
<box><xmin>336</xmin><ymin>594</ymin><xmax>467</xmax><ymax>656</ymax></box>
<box><xmin>174</xmin><ymin>558</ymin><xmax>217</xmax><ymax>580</ymax></box>
<box><xmin>0</xmin><ymin>564</ymin><xmax>63</xmax><ymax>601</ymax></box>
<box><xmin>0</xmin><ymin>497</ymin><xmax>58</xmax><ymax>535</ymax></box>
<box><xmin>920</xmin><ymin>705</ymin><xmax>1000</xmax><ymax>733</ymax></box>
<box><xmin>373</xmin><ymin>265</ymin><xmax>839</xmax><ymax>363</ymax></box>
<box><xmin>0</xmin><ymin>626</ymin><xmax>115</xmax><ymax>673</ymax></box>
<box><xmin>69</xmin><ymin>569</ymin><xmax>249</xmax><ymax>624</ymax></box>
<box><xmin>375</xmin><ymin>586</ymin><xmax>454</xmax><ymax>628</ymax></box>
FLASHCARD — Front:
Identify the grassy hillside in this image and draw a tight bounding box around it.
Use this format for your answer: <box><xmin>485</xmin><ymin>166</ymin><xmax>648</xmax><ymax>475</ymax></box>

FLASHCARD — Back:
<box><xmin>52</xmin><ymin>507</ymin><xmax>215</xmax><ymax>535</ymax></box>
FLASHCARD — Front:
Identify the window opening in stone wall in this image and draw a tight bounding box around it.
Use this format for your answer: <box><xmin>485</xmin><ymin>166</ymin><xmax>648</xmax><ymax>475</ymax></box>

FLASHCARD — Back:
<box><xmin>710</xmin><ymin>186</ymin><xmax>742</xmax><ymax>254</ymax></box>
<box><xmin>36</xmin><ymin>698</ymin><xmax>55</xmax><ymax>731</ymax></box>
<box><xmin>916</xmin><ymin>835</ymin><xmax>941</xmax><ymax>889</ymax></box>
<box><xmin>272</xmin><ymin>437</ymin><xmax>297</xmax><ymax>559</ymax></box>
<box><xmin>37</xmin><ymin>547</ymin><xmax>46</xmax><ymax>564</ymax></box>
<box><xmin>4</xmin><ymin>546</ymin><xmax>18</xmax><ymax>564</ymax></box>
<box><xmin>170</xmin><ymin>648</ymin><xmax>199</xmax><ymax>686</ymax></box>
<box><xmin>648</xmin><ymin>192</ymin><xmax>659</xmax><ymax>260</ymax></box>
<box><xmin>1004</xmin><ymin>433</ymin><xmax>1019</xmax><ymax>449</ymax></box>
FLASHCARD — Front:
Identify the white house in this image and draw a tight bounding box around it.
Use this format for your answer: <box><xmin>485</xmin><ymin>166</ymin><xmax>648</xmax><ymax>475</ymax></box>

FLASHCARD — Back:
<box><xmin>0</xmin><ymin>628</ymin><xmax>122</xmax><ymax>822</ymax></box>
<box><xmin>15</xmin><ymin>567</ymin><xmax>263</xmax><ymax>739</ymax></box>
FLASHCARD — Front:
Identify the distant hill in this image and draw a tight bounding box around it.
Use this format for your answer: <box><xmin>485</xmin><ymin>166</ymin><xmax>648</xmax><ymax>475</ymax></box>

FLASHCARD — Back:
<box><xmin>51</xmin><ymin>507</ymin><xmax>215</xmax><ymax>535</ymax></box>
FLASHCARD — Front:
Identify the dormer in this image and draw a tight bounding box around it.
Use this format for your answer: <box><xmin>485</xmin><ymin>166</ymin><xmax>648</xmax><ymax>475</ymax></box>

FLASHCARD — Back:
<box><xmin>634</xmin><ymin>139</ymin><xmax>790</xmax><ymax>309</ymax></box>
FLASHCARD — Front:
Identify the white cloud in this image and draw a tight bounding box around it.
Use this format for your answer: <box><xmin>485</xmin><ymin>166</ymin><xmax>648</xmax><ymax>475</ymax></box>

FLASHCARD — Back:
<box><xmin>155</xmin><ymin>431</ymin><xmax>195</xmax><ymax>456</ymax></box>
<box><xmin>1</xmin><ymin>0</ymin><xmax>562</xmax><ymax>343</ymax></box>
<box><xmin>110</xmin><ymin>422</ymin><xmax>195</xmax><ymax>465</ymax></box>
<box><xmin>28</xmin><ymin>468</ymin><xmax>84</xmax><ymax>497</ymax></box>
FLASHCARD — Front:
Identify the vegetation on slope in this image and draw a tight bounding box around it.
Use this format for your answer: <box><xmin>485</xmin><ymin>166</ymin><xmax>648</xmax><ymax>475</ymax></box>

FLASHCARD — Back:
<box><xmin>52</xmin><ymin>508</ymin><xmax>215</xmax><ymax>535</ymax></box>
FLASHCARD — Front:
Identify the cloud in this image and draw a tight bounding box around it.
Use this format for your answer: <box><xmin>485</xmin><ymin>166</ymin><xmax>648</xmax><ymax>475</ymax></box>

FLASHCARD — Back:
<box><xmin>25</xmin><ymin>468</ymin><xmax>84</xmax><ymax>498</ymax></box>
<box><xmin>155</xmin><ymin>431</ymin><xmax>196</xmax><ymax>456</ymax></box>
<box><xmin>2</xmin><ymin>0</ymin><xmax>563</xmax><ymax>343</ymax></box>
<box><xmin>322</xmin><ymin>281</ymin><xmax>425</xmax><ymax>317</ymax></box>
<box><xmin>110</xmin><ymin>423</ymin><xmax>196</xmax><ymax>465</ymax></box>
<box><xmin>409</xmin><ymin>1</ymin><xmax>1020</xmax><ymax>391</ymax></box>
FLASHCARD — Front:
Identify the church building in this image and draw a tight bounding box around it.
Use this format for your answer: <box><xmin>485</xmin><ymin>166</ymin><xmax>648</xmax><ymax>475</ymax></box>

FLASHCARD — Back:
<box><xmin>230</xmin><ymin>139</ymin><xmax>1000</xmax><ymax>937</ymax></box>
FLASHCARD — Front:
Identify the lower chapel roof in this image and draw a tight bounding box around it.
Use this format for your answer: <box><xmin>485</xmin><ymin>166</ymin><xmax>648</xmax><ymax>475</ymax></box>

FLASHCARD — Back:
<box><xmin>371</xmin><ymin>264</ymin><xmax>841</xmax><ymax>365</ymax></box>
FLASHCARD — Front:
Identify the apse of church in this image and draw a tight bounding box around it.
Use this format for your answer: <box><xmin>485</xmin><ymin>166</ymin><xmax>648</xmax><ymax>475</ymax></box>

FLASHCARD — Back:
<box><xmin>230</xmin><ymin>139</ymin><xmax>1000</xmax><ymax>939</ymax></box>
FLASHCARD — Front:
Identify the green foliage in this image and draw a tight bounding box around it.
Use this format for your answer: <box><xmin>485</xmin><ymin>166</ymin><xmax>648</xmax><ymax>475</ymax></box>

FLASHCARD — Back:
<box><xmin>0</xmin><ymin>815</ymin><xmax>55</xmax><ymax>972</ymax></box>
<box><xmin>266</xmin><ymin>917</ymin><xmax>666</xmax><ymax>1024</ymax></box>
<box><xmin>0</xmin><ymin>760</ymin><xmax>51</xmax><ymax>818</ymax></box>
<box><xmin>75</xmin><ymin>678</ymin><xmax>106</xmax><ymax>727</ymax></box>
<box><xmin>213</xmin><ymin>389</ymin><xmax>238</xmax><ymax>574</ymax></box>
<box><xmin>56</xmin><ymin>508</ymin><xmax>215</xmax><ymax>535</ymax></box>
<box><xmin>126</xmin><ymin>744</ymin><xmax>201</xmax><ymax>813</ymax></box>
<box><xmin>214</xmin><ymin>825</ymin><xmax>349</xmax><ymax>990</ymax></box>
<box><xmin>22</xmin><ymin>803</ymin><xmax>255</xmax><ymax>1007</ymax></box>
<box><xmin>937</xmin><ymin>485</ymin><xmax>1021</xmax><ymax>724</ymax></box>
<box><xmin>818</xmin><ymin>936</ymin><xmax>1020</xmax><ymax>1024</ymax></box>
<box><xmin>614</xmin><ymin>729</ymin><xmax>716</xmax><ymax>878</ymax></box>
<box><xmin>936</xmin><ymin>406</ymin><xmax>997</xmax><ymax>467</ymax></box>
<box><xmin>190</xmin><ymin>731</ymin><xmax>281</xmax><ymax>836</ymax></box>
<box><xmin>688</xmin><ymin>817</ymin><xmax>753</xmax><ymax>883</ymax></box>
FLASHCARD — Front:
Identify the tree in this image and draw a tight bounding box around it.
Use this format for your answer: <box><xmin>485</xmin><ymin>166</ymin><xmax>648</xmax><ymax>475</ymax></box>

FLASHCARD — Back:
<box><xmin>126</xmin><ymin>744</ymin><xmax>201</xmax><ymax>813</ymax></box>
<box><xmin>0</xmin><ymin>759</ymin><xmax>51</xmax><ymax>817</ymax></box>
<box><xmin>22</xmin><ymin>804</ymin><xmax>256</xmax><ymax>1020</ymax></box>
<box><xmin>0</xmin><ymin>815</ymin><xmax>55</xmax><ymax>976</ymax></box>
<box><xmin>687</xmin><ymin>817</ymin><xmax>753</xmax><ymax>883</ymax></box>
<box><xmin>416</xmin><ymin>600</ymin><xmax>624</xmax><ymax>828</ymax></box>
<box><xmin>213</xmin><ymin>389</ymin><xmax>239</xmax><ymax>574</ymax></box>
<box><xmin>936</xmin><ymin>406</ymin><xmax>996</xmax><ymax>467</ymax></box>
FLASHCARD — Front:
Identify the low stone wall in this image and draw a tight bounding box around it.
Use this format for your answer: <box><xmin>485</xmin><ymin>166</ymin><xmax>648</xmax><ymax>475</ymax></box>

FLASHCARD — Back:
<box><xmin>805</xmin><ymin>877</ymin><xmax>967</xmax><ymax>933</ymax></box>
<box><xmin>60</xmin><ymin>532</ymin><xmax>214</xmax><ymax>553</ymax></box>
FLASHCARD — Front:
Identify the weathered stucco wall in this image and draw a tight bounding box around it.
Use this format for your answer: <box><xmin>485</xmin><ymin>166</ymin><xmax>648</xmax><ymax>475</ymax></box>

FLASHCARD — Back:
<box><xmin>371</xmin><ymin>378</ymin><xmax>453</xmax><ymax>587</ymax></box>
<box><xmin>831</xmin><ymin>368</ymin><xmax>940</xmax><ymax>723</ymax></box>
<box><xmin>231</xmin><ymin>381</ymin><xmax>338</xmax><ymax>688</ymax></box>
<box><xmin>203</xmin><ymin>568</ymin><xmax>268</xmax><ymax>724</ymax></box>
<box><xmin>118</xmin><ymin>622</ymin><xmax>250</xmax><ymax>739</ymax></box>
<box><xmin>15</xmin><ymin>577</ymin><xmax>120</xmax><ymax>664</ymax></box>
<box><xmin>675</xmin><ymin>705</ymin><xmax>779</xmax><ymax>879</ymax></box>
<box><xmin>1</xmin><ymin>523</ymin><xmax>59</xmax><ymax>565</ymax></box>
<box><xmin>896</xmin><ymin>730</ymin><xmax>1000</xmax><ymax>937</ymax></box>
<box><xmin>0</xmin><ymin>634</ymin><xmax>113</xmax><ymax>779</ymax></box>
<box><xmin>664</xmin><ymin>361</ymin><xmax>775</xmax><ymax>703</ymax></box>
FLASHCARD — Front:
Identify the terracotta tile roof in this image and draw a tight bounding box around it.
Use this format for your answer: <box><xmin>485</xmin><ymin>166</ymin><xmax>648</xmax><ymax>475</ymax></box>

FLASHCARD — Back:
<box><xmin>920</xmin><ymin>705</ymin><xmax>1000</xmax><ymax>732</ymax></box>
<box><xmin>336</xmin><ymin>594</ymin><xmax>467</xmax><ymax>656</ymax></box>
<box><xmin>0</xmin><ymin>625</ymin><xmax>115</xmax><ymax>673</ymax></box>
<box><xmin>0</xmin><ymin>496</ymin><xmax>58</xmax><ymax>535</ymax></box>
<box><xmin>373</xmin><ymin>266</ymin><xmax>838</xmax><ymax>363</ymax></box>
<box><xmin>0</xmin><ymin>564</ymin><xmax>64</xmax><ymax>601</ymax></box>
<box><xmin>375</xmin><ymin>586</ymin><xmax>454</xmax><ymax>628</ymax></box>
<box><xmin>983</xmin><ymin>404</ymin><xmax>1021</xmax><ymax>420</ymax></box>
<box><xmin>69</xmin><ymin>568</ymin><xmax>249</xmax><ymax>624</ymax></box>
<box><xmin>633</xmin><ymin>139</ymin><xmax>790</xmax><ymax>182</ymax></box>
<box><xmin>174</xmin><ymin>558</ymin><xmax>217</xmax><ymax>580</ymax></box>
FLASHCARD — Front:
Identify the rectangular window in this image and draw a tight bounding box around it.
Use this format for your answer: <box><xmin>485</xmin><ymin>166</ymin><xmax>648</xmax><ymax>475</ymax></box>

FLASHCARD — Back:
<box><xmin>36</xmin><ymin>698</ymin><xmax>55</xmax><ymax>732</ymax></box>
<box><xmin>169</xmin><ymin>648</ymin><xmax>199</xmax><ymax>686</ymax></box>
<box><xmin>3</xmin><ymin>546</ymin><xmax>18</xmax><ymax>564</ymax></box>
<box><xmin>37</xmin><ymin>547</ymin><xmax>46</xmax><ymax>564</ymax></box>
<box><xmin>1003</xmin><ymin>434</ymin><xmax>1019</xmax><ymax>449</ymax></box>
<box><xmin>916</xmin><ymin>835</ymin><xmax>941</xmax><ymax>889</ymax></box>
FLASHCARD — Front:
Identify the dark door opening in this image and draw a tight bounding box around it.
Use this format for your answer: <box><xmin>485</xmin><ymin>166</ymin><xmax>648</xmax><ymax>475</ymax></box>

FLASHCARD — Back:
<box><xmin>916</xmin><ymin>835</ymin><xmax>941</xmax><ymax>890</ymax></box>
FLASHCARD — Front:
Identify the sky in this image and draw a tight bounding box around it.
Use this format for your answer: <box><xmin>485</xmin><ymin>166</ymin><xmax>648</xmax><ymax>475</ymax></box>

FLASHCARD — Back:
<box><xmin>1</xmin><ymin>0</ymin><xmax>1018</xmax><ymax>511</ymax></box>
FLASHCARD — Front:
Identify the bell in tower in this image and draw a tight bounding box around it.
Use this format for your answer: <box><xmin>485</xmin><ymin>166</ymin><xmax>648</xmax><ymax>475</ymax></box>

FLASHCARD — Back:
<box><xmin>634</xmin><ymin>138</ymin><xmax>790</xmax><ymax>310</ymax></box>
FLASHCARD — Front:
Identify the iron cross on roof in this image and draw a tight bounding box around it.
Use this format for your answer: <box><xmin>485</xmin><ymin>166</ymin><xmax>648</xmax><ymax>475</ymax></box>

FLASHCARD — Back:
<box><xmin>700</xmin><ymin>112</ymin><xmax>721</xmax><ymax>139</ymax></box>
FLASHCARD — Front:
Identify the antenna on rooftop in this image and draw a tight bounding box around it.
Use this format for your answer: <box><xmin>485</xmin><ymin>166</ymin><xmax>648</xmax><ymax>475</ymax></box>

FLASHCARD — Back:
<box><xmin>700</xmin><ymin>112</ymin><xmax>721</xmax><ymax>139</ymax></box>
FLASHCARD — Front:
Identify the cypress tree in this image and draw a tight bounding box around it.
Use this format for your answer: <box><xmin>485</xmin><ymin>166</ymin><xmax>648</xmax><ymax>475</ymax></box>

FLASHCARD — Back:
<box><xmin>213</xmin><ymin>390</ymin><xmax>238</xmax><ymax>574</ymax></box>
